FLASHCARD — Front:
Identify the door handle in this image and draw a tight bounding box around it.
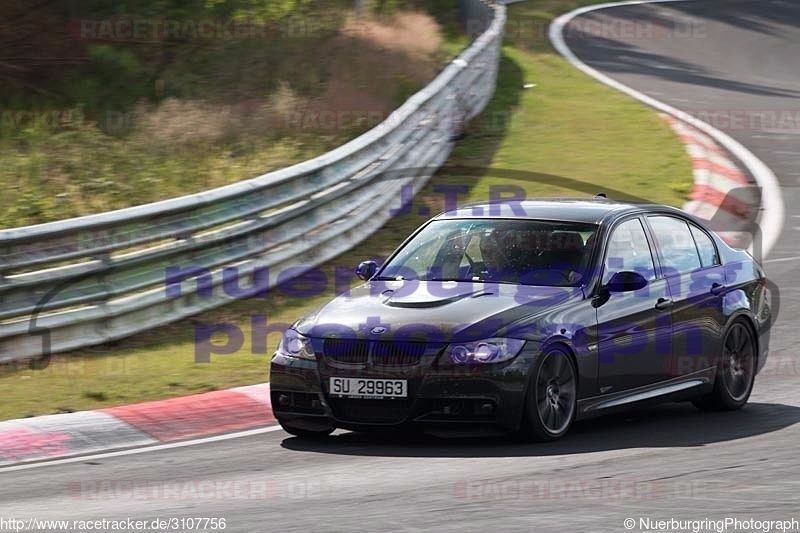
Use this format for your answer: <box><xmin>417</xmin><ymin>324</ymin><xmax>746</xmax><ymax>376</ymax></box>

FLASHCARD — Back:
<box><xmin>655</xmin><ymin>298</ymin><xmax>673</xmax><ymax>311</ymax></box>
<box><xmin>710</xmin><ymin>282</ymin><xmax>726</xmax><ymax>296</ymax></box>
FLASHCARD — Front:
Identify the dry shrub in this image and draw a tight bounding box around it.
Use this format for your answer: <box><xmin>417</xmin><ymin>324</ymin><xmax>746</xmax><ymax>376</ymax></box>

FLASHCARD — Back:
<box><xmin>131</xmin><ymin>11</ymin><xmax>443</xmax><ymax>148</ymax></box>
<box><xmin>291</xmin><ymin>10</ymin><xmax>443</xmax><ymax>132</ymax></box>
<box><xmin>132</xmin><ymin>98</ymin><xmax>234</xmax><ymax>148</ymax></box>
<box><xmin>343</xmin><ymin>11</ymin><xmax>443</xmax><ymax>60</ymax></box>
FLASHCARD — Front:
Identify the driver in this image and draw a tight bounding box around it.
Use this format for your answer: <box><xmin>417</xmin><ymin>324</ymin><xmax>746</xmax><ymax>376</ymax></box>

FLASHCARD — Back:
<box><xmin>479</xmin><ymin>227</ymin><xmax>519</xmax><ymax>281</ymax></box>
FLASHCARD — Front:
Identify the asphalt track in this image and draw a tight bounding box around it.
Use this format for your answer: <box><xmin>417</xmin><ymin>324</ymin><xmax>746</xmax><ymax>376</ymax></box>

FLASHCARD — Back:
<box><xmin>2</xmin><ymin>2</ymin><xmax>799</xmax><ymax>531</ymax></box>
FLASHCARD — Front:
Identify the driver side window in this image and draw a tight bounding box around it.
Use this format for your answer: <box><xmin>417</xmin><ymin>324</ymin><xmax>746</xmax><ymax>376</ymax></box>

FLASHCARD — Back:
<box><xmin>603</xmin><ymin>218</ymin><xmax>656</xmax><ymax>284</ymax></box>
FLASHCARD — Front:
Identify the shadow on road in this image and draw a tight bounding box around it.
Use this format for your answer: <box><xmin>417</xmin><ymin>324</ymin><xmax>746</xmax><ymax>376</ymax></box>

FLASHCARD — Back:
<box><xmin>564</xmin><ymin>30</ymin><xmax>800</xmax><ymax>99</ymax></box>
<box><xmin>280</xmin><ymin>401</ymin><xmax>800</xmax><ymax>458</ymax></box>
<box><xmin>564</xmin><ymin>3</ymin><xmax>800</xmax><ymax>99</ymax></box>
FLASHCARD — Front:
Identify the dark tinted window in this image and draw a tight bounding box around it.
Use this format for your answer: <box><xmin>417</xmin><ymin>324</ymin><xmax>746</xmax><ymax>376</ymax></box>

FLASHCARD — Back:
<box><xmin>648</xmin><ymin>216</ymin><xmax>702</xmax><ymax>274</ymax></box>
<box><xmin>690</xmin><ymin>224</ymin><xmax>720</xmax><ymax>267</ymax></box>
<box><xmin>603</xmin><ymin>218</ymin><xmax>656</xmax><ymax>283</ymax></box>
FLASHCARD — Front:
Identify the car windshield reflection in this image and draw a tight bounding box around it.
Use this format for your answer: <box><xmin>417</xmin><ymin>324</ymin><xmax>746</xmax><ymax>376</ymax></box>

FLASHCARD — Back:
<box><xmin>378</xmin><ymin>219</ymin><xmax>599</xmax><ymax>286</ymax></box>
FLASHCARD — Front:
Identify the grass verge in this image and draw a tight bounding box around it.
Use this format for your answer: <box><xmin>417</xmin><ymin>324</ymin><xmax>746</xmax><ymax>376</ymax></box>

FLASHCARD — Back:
<box><xmin>0</xmin><ymin>0</ymin><xmax>693</xmax><ymax>421</ymax></box>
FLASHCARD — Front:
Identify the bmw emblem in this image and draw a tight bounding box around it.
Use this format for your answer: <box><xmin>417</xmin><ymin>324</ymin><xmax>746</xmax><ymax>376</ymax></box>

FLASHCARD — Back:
<box><xmin>370</xmin><ymin>326</ymin><xmax>387</xmax><ymax>335</ymax></box>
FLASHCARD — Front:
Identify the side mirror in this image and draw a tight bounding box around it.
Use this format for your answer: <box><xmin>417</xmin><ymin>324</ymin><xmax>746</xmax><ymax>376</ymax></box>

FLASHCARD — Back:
<box><xmin>355</xmin><ymin>260</ymin><xmax>378</xmax><ymax>281</ymax></box>
<box><xmin>606</xmin><ymin>271</ymin><xmax>648</xmax><ymax>292</ymax></box>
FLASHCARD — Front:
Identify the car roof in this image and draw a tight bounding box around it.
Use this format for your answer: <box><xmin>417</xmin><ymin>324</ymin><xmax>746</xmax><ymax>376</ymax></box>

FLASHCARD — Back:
<box><xmin>434</xmin><ymin>197</ymin><xmax>687</xmax><ymax>225</ymax></box>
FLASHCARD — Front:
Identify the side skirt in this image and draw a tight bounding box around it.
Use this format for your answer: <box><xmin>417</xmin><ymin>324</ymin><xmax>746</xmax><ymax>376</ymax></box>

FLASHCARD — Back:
<box><xmin>577</xmin><ymin>368</ymin><xmax>715</xmax><ymax>419</ymax></box>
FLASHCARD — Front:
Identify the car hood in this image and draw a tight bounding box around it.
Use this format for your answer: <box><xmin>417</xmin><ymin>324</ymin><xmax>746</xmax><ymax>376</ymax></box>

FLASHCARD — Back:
<box><xmin>294</xmin><ymin>280</ymin><xmax>584</xmax><ymax>342</ymax></box>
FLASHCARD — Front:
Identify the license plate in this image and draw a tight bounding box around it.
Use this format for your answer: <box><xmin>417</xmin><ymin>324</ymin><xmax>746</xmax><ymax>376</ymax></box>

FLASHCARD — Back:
<box><xmin>329</xmin><ymin>377</ymin><xmax>407</xmax><ymax>398</ymax></box>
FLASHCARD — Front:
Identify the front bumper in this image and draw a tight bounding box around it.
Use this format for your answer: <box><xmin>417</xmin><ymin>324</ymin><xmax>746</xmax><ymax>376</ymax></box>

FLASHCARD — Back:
<box><xmin>269</xmin><ymin>343</ymin><xmax>539</xmax><ymax>433</ymax></box>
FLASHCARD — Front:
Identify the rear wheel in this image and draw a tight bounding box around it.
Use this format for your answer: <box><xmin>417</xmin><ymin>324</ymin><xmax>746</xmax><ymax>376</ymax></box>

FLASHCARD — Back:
<box><xmin>519</xmin><ymin>347</ymin><xmax>577</xmax><ymax>441</ymax></box>
<box><xmin>693</xmin><ymin>319</ymin><xmax>756</xmax><ymax>411</ymax></box>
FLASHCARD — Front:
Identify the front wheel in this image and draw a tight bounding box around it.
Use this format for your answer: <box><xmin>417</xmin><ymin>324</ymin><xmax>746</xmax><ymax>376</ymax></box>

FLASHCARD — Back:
<box><xmin>519</xmin><ymin>347</ymin><xmax>577</xmax><ymax>441</ymax></box>
<box><xmin>693</xmin><ymin>319</ymin><xmax>756</xmax><ymax>411</ymax></box>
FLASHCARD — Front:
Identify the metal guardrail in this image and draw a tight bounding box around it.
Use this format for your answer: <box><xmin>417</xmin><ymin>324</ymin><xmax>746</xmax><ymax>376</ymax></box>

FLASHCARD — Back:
<box><xmin>0</xmin><ymin>0</ymin><xmax>506</xmax><ymax>362</ymax></box>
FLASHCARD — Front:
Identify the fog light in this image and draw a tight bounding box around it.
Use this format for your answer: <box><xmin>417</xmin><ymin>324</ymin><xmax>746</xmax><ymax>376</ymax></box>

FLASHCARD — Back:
<box><xmin>477</xmin><ymin>402</ymin><xmax>494</xmax><ymax>416</ymax></box>
<box><xmin>278</xmin><ymin>394</ymin><xmax>291</xmax><ymax>407</ymax></box>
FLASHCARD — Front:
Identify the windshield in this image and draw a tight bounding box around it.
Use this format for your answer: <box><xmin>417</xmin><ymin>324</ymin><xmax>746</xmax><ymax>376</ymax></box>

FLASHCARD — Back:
<box><xmin>378</xmin><ymin>219</ymin><xmax>599</xmax><ymax>286</ymax></box>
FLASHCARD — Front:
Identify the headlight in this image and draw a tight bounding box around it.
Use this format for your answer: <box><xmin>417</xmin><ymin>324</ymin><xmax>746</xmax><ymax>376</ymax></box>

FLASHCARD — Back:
<box><xmin>447</xmin><ymin>338</ymin><xmax>525</xmax><ymax>364</ymax></box>
<box><xmin>277</xmin><ymin>329</ymin><xmax>315</xmax><ymax>360</ymax></box>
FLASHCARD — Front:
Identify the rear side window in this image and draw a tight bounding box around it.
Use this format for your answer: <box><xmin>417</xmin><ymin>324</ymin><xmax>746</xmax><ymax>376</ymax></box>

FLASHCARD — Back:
<box><xmin>689</xmin><ymin>224</ymin><xmax>720</xmax><ymax>267</ymax></box>
<box><xmin>648</xmin><ymin>216</ymin><xmax>702</xmax><ymax>275</ymax></box>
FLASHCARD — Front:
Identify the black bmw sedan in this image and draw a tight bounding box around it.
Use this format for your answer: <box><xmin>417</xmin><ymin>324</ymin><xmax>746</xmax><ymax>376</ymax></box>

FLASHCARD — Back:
<box><xmin>270</xmin><ymin>198</ymin><xmax>771</xmax><ymax>441</ymax></box>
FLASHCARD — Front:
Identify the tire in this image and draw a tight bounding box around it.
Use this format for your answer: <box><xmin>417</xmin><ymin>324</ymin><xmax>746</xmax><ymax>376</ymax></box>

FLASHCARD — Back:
<box><xmin>692</xmin><ymin>319</ymin><xmax>756</xmax><ymax>411</ymax></box>
<box><xmin>519</xmin><ymin>347</ymin><xmax>577</xmax><ymax>441</ymax></box>
<box><xmin>278</xmin><ymin>421</ymin><xmax>334</xmax><ymax>440</ymax></box>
